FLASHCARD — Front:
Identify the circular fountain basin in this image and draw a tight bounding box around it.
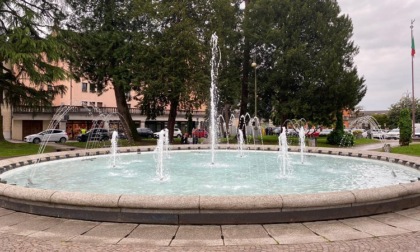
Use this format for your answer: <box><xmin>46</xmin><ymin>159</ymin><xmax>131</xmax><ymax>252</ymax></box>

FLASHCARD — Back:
<box><xmin>0</xmin><ymin>145</ymin><xmax>419</xmax><ymax>225</ymax></box>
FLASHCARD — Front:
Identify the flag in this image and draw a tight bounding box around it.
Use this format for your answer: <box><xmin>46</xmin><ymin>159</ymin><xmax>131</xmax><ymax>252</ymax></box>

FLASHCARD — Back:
<box><xmin>412</xmin><ymin>36</ymin><xmax>416</xmax><ymax>56</ymax></box>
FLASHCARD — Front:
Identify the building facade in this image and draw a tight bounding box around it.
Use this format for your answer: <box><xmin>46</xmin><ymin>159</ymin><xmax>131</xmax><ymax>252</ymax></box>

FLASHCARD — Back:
<box><xmin>2</xmin><ymin>74</ymin><xmax>207</xmax><ymax>141</ymax></box>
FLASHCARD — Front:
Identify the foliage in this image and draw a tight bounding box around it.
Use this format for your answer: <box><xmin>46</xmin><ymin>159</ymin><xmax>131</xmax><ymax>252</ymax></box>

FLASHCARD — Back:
<box><xmin>388</xmin><ymin>95</ymin><xmax>420</xmax><ymax>129</ymax></box>
<box><xmin>0</xmin><ymin>0</ymin><xmax>69</xmax><ymax>141</ymax></box>
<box><xmin>398</xmin><ymin>108</ymin><xmax>412</xmax><ymax>146</ymax></box>
<box><xmin>371</xmin><ymin>113</ymin><xmax>389</xmax><ymax>129</ymax></box>
<box><xmin>244</xmin><ymin>0</ymin><xmax>366</xmax><ymax>126</ymax></box>
<box><xmin>327</xmin><ymin>111</ymin><xmax>345</xmax><ymax>145</ymax></box>
<box><xmin>62</xmin><ymin>0</ymin><xmax>148</xmax><ymax>142</ymax></box>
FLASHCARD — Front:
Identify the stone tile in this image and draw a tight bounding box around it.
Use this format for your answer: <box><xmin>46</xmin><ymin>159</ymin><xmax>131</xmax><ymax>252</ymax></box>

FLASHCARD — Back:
<box><xmin>396</xmin><ymin>208</ymin><xmax>420</xmax><ymax>220</ymax></box>
<box><xmin>42</xmin><ymin>219</ymin><xmax>100</xmax><ymax>236</ymax></box>
<box><xmin>0</xmin><ymin>216</ymin><xmax>66</xmax><ymax>236</ymax></box>
<box><xmin>70</xmin><ymin>235</ymin><xmax>121</xmax><ymax>244</ymax></box>
<box><xmin>264</xmin><ymin>223</ymin><xmax>327</xmax><ymax>244</ymax></box>
<box><xmin>304</xmin><ymin>220</ymin><xmax>372</xmax><ymax>241</ymax></box>
<box><xmin>81</xmin><ymin>222</ymin><xmax>137</xmax><ymax>238</ymax></box>
<box><xmin>0</xmin><ymin>212</ymin><xmax>38</xmax><ymax>228</ymax></box>
<box><xmin>119</xmin><ymin>224</ymin><xmax>177</xmax><ymax>246</ymax></box>
<box><xmin>171</xmin><ymin>225</ymin><xmax>223</xmax><ymax>247</ymax></box>
<box><xmin>0</xmin><ymin>208</ymin><xmax>15</xmax><ymax>217</ymax></box>
<box><xmin>340</xmin><ymin>217</ymin><xmax>408</xmax><ymax>236</ymax></box>
<box><xmin>371</xmin><ymin>213</ymin><xmax>420</xmax><ymax>231</ymax></box>
<box><xmin>222</xmin><ymin>225</ymin><xmax>277</xmax><ymax>245</ymax></box>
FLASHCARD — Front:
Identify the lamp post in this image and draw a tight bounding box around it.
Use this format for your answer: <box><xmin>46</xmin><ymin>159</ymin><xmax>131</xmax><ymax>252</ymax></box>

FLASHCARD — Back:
<box><xmin>251</xmin><ymin>53</ymin><xmax>257</xmax><ymax>118</ymax></box>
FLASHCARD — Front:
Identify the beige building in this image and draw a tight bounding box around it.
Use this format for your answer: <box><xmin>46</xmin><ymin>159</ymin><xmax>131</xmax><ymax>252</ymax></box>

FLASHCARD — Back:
<box><xmin>2</xmin><ymin>73</ymin><xmax>206</xmax><ymax>141</ymax></box>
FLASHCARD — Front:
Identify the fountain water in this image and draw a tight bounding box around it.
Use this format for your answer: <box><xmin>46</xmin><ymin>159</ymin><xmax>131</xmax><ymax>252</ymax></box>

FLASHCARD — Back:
<box><xmin>298</xmin><ymin>126</ymin><xmax>306</xmax><ymax>164</ymax></box>
<box><xmin>237</xmin><ymin>129</ymin><xmax>245</xmax><ymax>157</ymax></box>
<box><xmin>210</xmin><ymin>33</ymin><xmax>220</xmax><ymax>165</ymax></box>
<box><xmin>155</xmin><ymin>130</ymin><xmax>168</xmax><ymax>181</ymax></box>
<box><xmin>110</xmin><ymin>131</ymin><xmax>119</xmax><ymax>168</ymax></box>
<box><xmin>278</xmin><ymin>127</ymin><xmax>290</xmax><ymax>177</ymax></box>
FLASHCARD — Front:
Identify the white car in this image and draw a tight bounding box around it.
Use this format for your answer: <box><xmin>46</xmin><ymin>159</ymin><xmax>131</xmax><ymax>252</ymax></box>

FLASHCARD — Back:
<box><xmin>385</xmin><ymin>128</ymin><xmax>400</xmax><ymax>139</ymax></box>
<box><xmin>153</xmin><ymin>128</ymin><xmax>183</xmax><ymax>138</ymax></box>
<box><xmin>371</xmin><ymin>129</ymin><xmax>386</xmax><ymax>139</ymax></box>
<box><xmin>24</xmin><ymin>129</ymin><xmax>68</xmax><ymax>144</ymax></box>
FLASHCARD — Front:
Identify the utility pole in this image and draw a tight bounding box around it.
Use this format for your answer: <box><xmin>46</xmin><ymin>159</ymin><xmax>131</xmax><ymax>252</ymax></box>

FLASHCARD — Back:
<box><xmin>411</xmin><ymin>20</ymin><xmax>416</xmax><ymax>137</ymax></box>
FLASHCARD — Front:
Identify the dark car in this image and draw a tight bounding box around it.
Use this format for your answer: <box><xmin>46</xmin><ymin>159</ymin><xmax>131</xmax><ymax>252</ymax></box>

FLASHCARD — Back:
<box><xmin>137</xmin><ymin>128</ymin><xmax>154</xmax><ymax>138</ymax></box>
<box><xmin>77</xmin><ymin>128</ymin><xmax>109</xmax><ymax>142</ymax></box>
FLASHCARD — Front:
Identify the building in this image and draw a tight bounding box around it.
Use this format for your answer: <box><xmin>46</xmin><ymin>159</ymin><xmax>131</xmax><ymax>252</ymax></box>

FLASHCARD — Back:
<box><xmin>2</xmin><ymin>68</ymin><xmax>207</xmax><ymax>141</ymax></box>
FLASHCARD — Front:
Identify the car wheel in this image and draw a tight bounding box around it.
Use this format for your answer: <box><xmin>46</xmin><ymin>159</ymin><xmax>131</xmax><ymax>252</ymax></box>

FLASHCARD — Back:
<box><xmin>177</xmin><ymin>134</ymin><xmax>181</xmax><ymax>138</ymax></box>
<box><xmin>102</xmin><ymin>136</ymin><xmax>109</xmax><ymax>141</ymax></box>
<box><xmin>59</xmin><ymin>137</ymin><xmax>67</xmax><ymax>143</ymax></box>
<box><xmin>33</xmin><ymin>138</ymin><xmax>41</xmax><ymax>144</ymax></box>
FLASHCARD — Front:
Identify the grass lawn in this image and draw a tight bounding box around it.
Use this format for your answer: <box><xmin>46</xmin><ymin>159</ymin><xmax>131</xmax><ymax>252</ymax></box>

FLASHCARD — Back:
<box><xmin>390</xmin><ymin>143</ymin><xmax>420</xmax><ymax>157</ymax></box>
<box><xmin>0</xmin><ymin>141</ymin><xmax>55</xmax><ymax>158</ymax></box>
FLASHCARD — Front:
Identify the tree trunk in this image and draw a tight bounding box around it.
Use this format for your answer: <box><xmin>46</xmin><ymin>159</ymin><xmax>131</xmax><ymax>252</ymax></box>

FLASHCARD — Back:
<box><xmin>167</xmin><ymin>96</ymin><xmax>179</xmax><ymax>144</ymax></box>
<box><xmin>239</xmin><ymin>0</ymin><xmax>251</xmax><ymax>136</ymax></box>
<box><xmin>113</xmin><ymin>84</ymin><xmax>141</xmax><ymax>142</ymax></box>
<box><xmin>0</xmin><ymin>105</ymin><xmax>5</xmax><ymax>142</ymax></box>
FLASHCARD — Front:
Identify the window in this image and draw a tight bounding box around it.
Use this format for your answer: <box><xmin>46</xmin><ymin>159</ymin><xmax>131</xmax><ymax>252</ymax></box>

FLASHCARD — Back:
<box><xmin>89</xmin><ymin>83</ymin><xmax>96</xmax><ymax>93</ymax></box>
<box><xmin>89</xmin><ymin>102</ymin><xmax>95</xmax><ymax>107</ymax></box>
<box><xmin>97</xmin><ymin>102</ymin><xmax>103</xmax><ymax>107</ymax></box>
<box><xmin>82</xmin><ymin>82</ymin><xmax>87</xmax><ymax>92</ymax></box>
<box><xmin>82</xmin><ymin>101</ymin><xmax>87</xmax><ymax>106</ymax></box>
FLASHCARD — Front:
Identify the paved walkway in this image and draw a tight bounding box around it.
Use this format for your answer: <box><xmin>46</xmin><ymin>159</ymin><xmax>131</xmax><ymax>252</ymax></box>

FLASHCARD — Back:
<box><xmin>0</xmin><ymin>206</ymin><xmax>420</xmax><ymax>251</ymax></box>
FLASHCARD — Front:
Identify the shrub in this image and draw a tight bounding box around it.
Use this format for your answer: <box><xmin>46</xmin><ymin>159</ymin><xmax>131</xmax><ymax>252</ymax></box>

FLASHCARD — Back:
<box><xmin>398</xmin><ymin>108</ymin><xmax>412</xmax><ymax>146</ymax></box>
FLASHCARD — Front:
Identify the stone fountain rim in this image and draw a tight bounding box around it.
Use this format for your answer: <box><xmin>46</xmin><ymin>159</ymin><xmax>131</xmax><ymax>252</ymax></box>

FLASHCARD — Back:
<box><xmin>0</xmin><ymin>144</ymin><xmax>419</xmax><ymax>224</ymax></box>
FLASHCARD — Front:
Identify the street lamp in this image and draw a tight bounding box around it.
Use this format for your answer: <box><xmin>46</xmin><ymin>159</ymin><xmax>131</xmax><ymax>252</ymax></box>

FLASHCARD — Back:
<box><xmin>251</xmin><ymin>53</ymin><xmax>257</xmax><ymax>118</ymax></box>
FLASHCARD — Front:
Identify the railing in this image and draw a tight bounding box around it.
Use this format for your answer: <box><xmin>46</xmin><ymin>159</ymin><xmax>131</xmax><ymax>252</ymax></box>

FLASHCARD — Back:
<box><xmin>13</xmin><ymin>105</ymin><xmax>206</xmax><ymax>117</ymax></box>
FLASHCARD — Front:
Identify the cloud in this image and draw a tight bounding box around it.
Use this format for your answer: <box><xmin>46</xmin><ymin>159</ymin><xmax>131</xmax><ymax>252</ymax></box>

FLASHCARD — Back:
<box><xmin>337</xmin><ymin>0</ymin><xmax>419</xmax><ymax>110</ymax></box>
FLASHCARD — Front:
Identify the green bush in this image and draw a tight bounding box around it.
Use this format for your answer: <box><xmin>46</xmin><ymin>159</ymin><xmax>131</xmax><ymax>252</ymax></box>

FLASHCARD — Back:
<box><xmin>327</xmin><ymin>129</ymin><xmax>343</xmax><ymax>145</ymax></box>
<box><xmin>398</xmin><ymin>108</ymin><xmax>412</xmax><ymax>146</ymax></box>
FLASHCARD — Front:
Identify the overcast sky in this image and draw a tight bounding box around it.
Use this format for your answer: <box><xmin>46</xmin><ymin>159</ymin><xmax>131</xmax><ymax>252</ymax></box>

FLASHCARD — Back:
<box><xmin>337</xmin><ymin>0</ymin><xmax>420</xmax><ymax>111</ymax></box>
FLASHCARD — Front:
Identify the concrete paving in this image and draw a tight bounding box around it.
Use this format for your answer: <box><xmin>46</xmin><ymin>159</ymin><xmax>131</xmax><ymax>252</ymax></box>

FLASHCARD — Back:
<box><xmin>0</xmin><ymin>207</ymin><xmax>419</xmax><ymax>251</ymax></box>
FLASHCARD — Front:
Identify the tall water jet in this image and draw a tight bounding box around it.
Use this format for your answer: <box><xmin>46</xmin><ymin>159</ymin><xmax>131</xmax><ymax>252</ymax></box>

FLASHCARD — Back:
<box><xmin>237</xmin><ymin>129</ymin><xmax>245</xmax><ymax>157</ymax></box>
<box><xmin>210</xmin><ymin>33</ymin><xmax>220</xmax><ymax>164</ymax></box>
<box><xmin>110</xmin><ymin>131</ymin><xmax>119</xmax><ymax>168</ymax></box>
<box><xmin>299</xmin><ymin>126</ymin><xmax>306</xmax><ymax>164</ymax></box>
<box><xmin>278</xmin><ymin>127</ymin><xmax>290</xmax><ymax>177</ymax></box>
<box><xmin>155</xmin><ymin>130</ymin><xmax>168</xmax><ymax>180</ymax></box>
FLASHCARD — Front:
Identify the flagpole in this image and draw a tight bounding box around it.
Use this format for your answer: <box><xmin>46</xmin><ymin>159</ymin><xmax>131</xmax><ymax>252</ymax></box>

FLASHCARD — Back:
<box><xmin>411</xmin><ymin>20</ymin><xmax>416</xmax><ymax>138</ymax></box>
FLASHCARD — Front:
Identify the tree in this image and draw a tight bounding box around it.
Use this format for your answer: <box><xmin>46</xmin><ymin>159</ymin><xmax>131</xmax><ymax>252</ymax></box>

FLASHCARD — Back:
<box><xmin>398</xmin><ymin>108</ymin><xmax>412</xmax><ymax>146</ymax></box>
<box><xmin>0</xmin><ymin>0</ymin><xmax>68</xmax><ymax>141</ymax></box>
<box><xmin>135</xmin><ymin>0</ymin><xmax>240</xmax><ymax>142</ymax></box>
<box><xmin>371</xmin><ymin>113</ymin><xmax>389</xmax><ymax>129</ymax></box>
<box><xmin>244</xmin><ymin>0</ymin><xmax>366</xmax><ymax>127</ymax></box>
<box><xmin>388</xmin><ymin>95</ymin><xmax>420</xmax><ymax>129</ymax></box>
<box><xmin>62</xmin><ymin>0</ymin><xmax>148</xmax><ymax>142</ymax></box>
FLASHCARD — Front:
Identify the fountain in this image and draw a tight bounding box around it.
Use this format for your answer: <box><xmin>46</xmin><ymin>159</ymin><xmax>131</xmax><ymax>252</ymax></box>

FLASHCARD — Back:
<box><xmin>209</xmin><ymin>33</ymin><xmax>220</xmax><ymax>165</ymax></box>
<box><xmin>0</xmin><ymin>35</ymin><xmax>420</xmax><ymax>226</ymax></box>
<box><xmin>110</xmin><ymin>131</ymin><xmax>119</xmax><ymax>168</ymax></box>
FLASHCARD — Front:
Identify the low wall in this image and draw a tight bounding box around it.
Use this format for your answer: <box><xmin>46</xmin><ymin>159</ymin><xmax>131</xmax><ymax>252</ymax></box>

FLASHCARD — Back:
<box><xmin>0</xmin><ymin>145</ymin><xmax>419</xmax><ymax>224</ymax></box>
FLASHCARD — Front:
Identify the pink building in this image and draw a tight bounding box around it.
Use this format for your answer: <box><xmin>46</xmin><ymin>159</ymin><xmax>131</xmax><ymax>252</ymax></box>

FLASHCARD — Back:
<box><xmin>2</xmin><ymin>63</ymin><xmax>206</xmax><ymax>141</ymax></box>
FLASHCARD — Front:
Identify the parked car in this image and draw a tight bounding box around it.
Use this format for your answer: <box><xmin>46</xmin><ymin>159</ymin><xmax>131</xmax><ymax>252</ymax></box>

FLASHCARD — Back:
<box><xmin>153</xmin><ymin>128</ymin><xmax>183</xmax><ymax>139</ymax></box>
<box><xmin>385</xmin><ymin>128</ymin><xmax>400</xmax><ymax>139</ymax></box>
<box><xmin>136</xmin><ymin>128</ymin><xmax>154</xmax><ymax>138</ymax></box>
<box><xmin>192</xmin><ymin>129</ymin><xmax>208</xmax><ymax>138</ymax></box>
<box><xmin>77</xmin><ymin>128</ymin><xmax>109</xmax><ymax>142</ymax></box>
<box><xmin>371</xmin><ymin>129</ymin><xmax>386</xmax><ymax>139</ymax></box>
<box><xmin>319</xmin><ymin>128</ymin><xmax>333</xmax><ymax>137</ymax></box>
<box><xmin>24</xmin><ymin>129</ymin><xmax>68</xmax><ymax>144</ymax></box>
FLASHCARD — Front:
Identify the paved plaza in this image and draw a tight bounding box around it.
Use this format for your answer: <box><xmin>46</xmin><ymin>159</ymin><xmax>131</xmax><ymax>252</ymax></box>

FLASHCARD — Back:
<box><xmin>0</xmin><ymin>206</ymin><xmax>420</xmax><ymax>251</ymax></box>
